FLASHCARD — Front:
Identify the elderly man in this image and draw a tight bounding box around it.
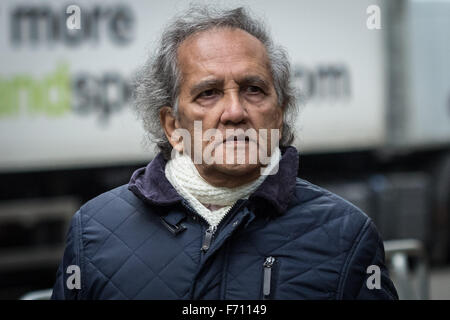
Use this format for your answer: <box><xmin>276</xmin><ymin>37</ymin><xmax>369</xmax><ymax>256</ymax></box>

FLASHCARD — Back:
<box><xmin>51</xmin><ymin>5</ymin><xmax>398</xmax><ymax>300</ymax></box>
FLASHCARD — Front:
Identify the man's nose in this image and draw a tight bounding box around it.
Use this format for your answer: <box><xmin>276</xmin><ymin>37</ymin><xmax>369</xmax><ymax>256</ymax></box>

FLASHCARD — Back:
<box><xmin>220</xmin><ymin>90</ymin><xmax>247</xmax><ymax>125</ymax></box>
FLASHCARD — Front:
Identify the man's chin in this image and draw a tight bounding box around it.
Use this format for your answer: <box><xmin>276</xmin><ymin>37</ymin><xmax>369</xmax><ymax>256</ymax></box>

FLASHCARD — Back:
<box><xmin>210</xmin><ymin>162</ymin><xmax>261</xmax><ymax>177</ymax></box>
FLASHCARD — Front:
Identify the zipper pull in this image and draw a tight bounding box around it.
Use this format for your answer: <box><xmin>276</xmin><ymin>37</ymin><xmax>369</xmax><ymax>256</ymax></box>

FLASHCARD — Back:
<box><xmin>263</xmin><ymin>256</ymin><xmax>275</xmax><ymax>298</ymax></box>
<box><xmin>201</xmin><ymin>225</ymin><xmax>217</xmax><ymax>253</ymax></box>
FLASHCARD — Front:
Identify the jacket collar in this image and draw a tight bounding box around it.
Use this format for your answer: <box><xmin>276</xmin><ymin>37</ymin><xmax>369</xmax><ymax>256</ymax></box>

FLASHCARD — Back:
<box><xmin>128</xmin><ymin>146</ymin><xmax>299</xmax><ymax>215</ymax></box>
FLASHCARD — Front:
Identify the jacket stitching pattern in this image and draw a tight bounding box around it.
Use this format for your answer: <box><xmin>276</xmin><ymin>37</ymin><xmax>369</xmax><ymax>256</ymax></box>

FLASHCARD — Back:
<box><xmin>84</xmin><ymin>208</ymin><xmax>197</xmax><ymax>299</ymax></box>
<box><xmin>336</xmin><ymin>217</ymin><xmax>371</xmax><ymax>299</ymax></box>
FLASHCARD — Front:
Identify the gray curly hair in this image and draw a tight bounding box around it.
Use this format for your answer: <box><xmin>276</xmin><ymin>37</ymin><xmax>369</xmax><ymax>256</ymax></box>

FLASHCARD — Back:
<box><xmin>133</xmin><ymin>4</ymin><xmax>298</xmax><ymax>160</ymax></box>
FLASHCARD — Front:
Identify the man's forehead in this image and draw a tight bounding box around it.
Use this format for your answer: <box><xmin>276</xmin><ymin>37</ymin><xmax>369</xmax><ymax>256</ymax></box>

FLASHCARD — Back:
<box><xmin>177</xmin><ymin>28</ymin><xmax>271</xmax><ymax>86</ymax></box>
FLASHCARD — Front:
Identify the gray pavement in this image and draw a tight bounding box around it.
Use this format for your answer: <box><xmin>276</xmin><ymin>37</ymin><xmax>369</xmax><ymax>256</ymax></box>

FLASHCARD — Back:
<box><xmin>429</xmin><ymin>267</ymin><xmax>450</xmax><ymax>300</ymax></box>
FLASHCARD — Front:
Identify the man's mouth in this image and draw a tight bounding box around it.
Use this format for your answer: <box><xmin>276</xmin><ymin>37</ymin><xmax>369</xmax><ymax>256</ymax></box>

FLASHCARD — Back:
<box><xmin>209</xmin><ymin>133</ymin><xmax>255</xmax><ymax>149</ymax></box>
<box><xmin>222</xmin><ymin>134</ymin><xmax>252</xmax><ymax>147</ymax></box>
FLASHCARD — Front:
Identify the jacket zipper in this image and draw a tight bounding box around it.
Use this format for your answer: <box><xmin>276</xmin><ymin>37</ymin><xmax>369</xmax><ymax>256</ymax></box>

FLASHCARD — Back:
<box><xmin>200</xmin><ymin>202</ymin><xmax>239</xmax><ymax>253</ymax></box>
<box><xmin>181</xmin><ymin>199</ymin><xmax>233</xmax><ymax>253</ymax></box>
<box><xmin>263</xmin><ymin>256</ymin><xmax>275</xmax><ymax>299</ymax></box>
<box><xmin>182</xmin><ymin>199</ymin><xmax>246</xmax><ymax>254</ymax></box>
<box><xmin>201</xmin><ymin>225</ymin><xmax>217</xmax><ymax>252</ymax></box>
<box><xmin>182</xmin><ymin>199</ymin><xmax>248</xmax><ymax>253</ymax></box>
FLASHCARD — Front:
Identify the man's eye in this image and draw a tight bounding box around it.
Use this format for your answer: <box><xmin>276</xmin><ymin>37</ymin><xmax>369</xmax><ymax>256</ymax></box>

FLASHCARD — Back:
<box><xmin>245</xmin><ymin>86</ymin><xmax>264</xmax><ymax>94</ymax></box>
<box><xmin>198</xmin><ymin>89</ymin><xmax>219</xmax><ymax>99</ymax></box>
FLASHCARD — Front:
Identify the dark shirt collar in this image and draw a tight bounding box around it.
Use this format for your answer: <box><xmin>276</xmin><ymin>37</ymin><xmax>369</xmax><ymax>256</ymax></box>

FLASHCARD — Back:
<box><xmin>128</xmin><ymin>146</ymin><xmax>299</xmax><ymax>215</ymax></box>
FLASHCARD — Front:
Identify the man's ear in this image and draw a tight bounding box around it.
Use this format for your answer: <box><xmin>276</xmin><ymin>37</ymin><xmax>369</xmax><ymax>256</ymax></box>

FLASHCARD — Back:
<box><xmin>159</xmin><ymin>106</ymin><xmax>181</xmax><ymax>148</ymax></box>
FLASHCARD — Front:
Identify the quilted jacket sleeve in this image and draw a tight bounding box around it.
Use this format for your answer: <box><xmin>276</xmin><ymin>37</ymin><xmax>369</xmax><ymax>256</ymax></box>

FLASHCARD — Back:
<box><xmin>339</xmin><ymin>219</ymin><xmax>399</xmax><ymax>300</ymax></box>
<box><xmin>51</xmin><ymin>210</ymin><xmax>83</xmax><ymax>300</ymax></box>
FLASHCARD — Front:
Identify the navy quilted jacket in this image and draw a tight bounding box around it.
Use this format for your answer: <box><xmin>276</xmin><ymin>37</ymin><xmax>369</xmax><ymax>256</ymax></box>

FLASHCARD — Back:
<box><xmin>51</xmin><ymin>146</ymin><xmax>398</xmax><ymax>300</ymax></box>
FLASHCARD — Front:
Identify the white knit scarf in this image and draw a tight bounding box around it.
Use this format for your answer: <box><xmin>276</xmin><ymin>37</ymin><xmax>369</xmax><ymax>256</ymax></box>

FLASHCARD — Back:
<box><xmin>165</xmin><ymin>147</ymin><xmax>281</xmax><ymax>228</ymax></box>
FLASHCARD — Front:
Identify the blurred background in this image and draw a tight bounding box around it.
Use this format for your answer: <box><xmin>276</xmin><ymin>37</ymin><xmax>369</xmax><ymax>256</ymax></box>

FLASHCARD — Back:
<box><xmin>0</xmin><ymin>0</ymin><xmax>449</xmax><ymax>299</ymax></box>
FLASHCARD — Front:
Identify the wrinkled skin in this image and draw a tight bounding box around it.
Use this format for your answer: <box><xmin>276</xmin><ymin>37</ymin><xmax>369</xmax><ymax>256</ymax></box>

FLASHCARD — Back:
<box><xmin>160</xmin><ymin>27</ymin><xmax>283</xmax><ymax>188</ymax></box>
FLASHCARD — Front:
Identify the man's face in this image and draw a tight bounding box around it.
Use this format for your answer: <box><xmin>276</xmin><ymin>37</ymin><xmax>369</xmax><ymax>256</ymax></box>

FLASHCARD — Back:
<box><xmin>164</xmin><ymin>27</ymin><xmax>283</xmax><ymax>187</ymax></box>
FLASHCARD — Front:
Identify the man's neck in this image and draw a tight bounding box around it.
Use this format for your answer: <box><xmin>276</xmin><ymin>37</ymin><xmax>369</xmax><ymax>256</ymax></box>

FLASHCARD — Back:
<box><xmin>193</xmin><ymin>164</ymin><xmax>262</xmax><ymax>188</ymax></box>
